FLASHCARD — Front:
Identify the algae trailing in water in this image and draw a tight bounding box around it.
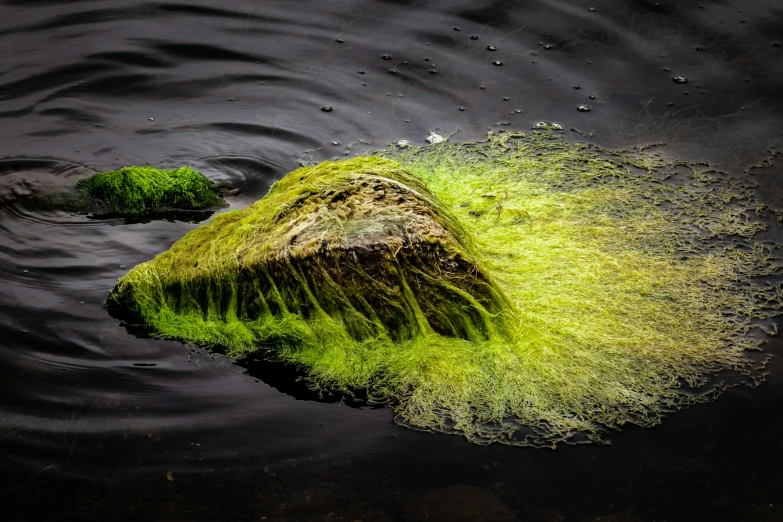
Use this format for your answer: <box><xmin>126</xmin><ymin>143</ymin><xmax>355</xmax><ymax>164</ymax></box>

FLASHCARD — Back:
<box><xmin>109</xmin><ymin>129</ymin><xmax>782</xmax><ymax>447</ymax></box>
<box><xmin>76</xmin><ymin>166</ymin><xmax>224</xmax><ymax>215</ymax></box>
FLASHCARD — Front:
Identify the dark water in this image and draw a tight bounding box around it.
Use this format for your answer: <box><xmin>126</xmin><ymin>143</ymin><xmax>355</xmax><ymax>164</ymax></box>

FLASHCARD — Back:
<box><xmin>2</xmin><ymin>1</ymin><xmax>783</xmax><ymax>520</ymax></box>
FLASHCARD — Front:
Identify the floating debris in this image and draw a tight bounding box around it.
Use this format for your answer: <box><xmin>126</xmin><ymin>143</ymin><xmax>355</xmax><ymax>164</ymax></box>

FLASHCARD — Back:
<box><xmin>426</xmin><ymin>133</ymin><xmax>444</xmax><ymax>144</ymax></box>
<box><xmin>533</xmin><ymin>121</ymin><xmax>563</xmax><ymax>130</ymax></box>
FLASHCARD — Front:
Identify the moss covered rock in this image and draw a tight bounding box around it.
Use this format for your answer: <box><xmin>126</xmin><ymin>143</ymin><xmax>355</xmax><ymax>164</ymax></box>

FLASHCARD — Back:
<box><xmin>109</xmin><ymin>132</ymin><xmax>783</xmax><ymax>447</ymax></box>
<box><xmin>109</xmin><ymin>157</ymin><xmax>510</xmax><ymax>349</ymax></box>
<box><xmin>76</xmin><ymin>166</ymin><xmax>224</xmax><ymax>215</ymax></box>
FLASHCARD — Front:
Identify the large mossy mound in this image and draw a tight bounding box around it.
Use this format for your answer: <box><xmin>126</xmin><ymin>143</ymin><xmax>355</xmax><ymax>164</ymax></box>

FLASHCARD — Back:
<box><xmin>110</xmin><ymin>130</ymin><xmax>783</xmax><ymax>446</ymax></box>
<box><xmin>76</xmin><ymin>166</ymin><xmax>224</xmax><ymax>215</ymax></box>
<box><xmin>110</xmin><ymin>157</ymin><xmax>510</xmax><ymax>347</ymax></box>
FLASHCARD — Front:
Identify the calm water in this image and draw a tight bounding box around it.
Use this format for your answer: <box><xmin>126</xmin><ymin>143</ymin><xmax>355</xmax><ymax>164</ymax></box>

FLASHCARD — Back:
<box><xmin>2</xmin><ymin>1</ymin><xmax>783</xmax><ymax>520</ymax></box>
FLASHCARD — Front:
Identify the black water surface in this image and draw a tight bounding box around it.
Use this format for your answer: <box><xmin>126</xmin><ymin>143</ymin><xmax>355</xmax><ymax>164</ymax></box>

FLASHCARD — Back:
<box><xmin>2</xmin><ymin>1</ymin><xmax>783</xmax><ymax>521</ymax></box>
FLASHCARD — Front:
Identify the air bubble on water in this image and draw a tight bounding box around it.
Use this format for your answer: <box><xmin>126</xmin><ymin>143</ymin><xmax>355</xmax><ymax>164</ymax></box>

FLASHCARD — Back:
<box><xmin>149</xmin><ymin>117</ymin><xmax>155</xmax><ymax>121</ymax></box>
<box><xmin>321</xmin><ymin>106</ymin><xmax>333</xmax><ymax>112</ymax></box>
<box><xmin>426</xmin><ymin>133</ymin><xmax>444</xmax><ymax>144</ymax></box>
<box><xmin>672</xmin><ymin>76</ymin><xmax>688</xmax><ymax>83</ymax></box>
<box><xmin>577</xmin><ymin>105</ymin><xmax>591</xmax><ymax>112</ymax></box>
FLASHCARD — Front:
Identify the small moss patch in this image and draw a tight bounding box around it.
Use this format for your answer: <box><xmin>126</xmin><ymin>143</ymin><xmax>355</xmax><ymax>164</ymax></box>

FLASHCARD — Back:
<box><xmin>110</xmin><ymin>131</ymin><xmax>783</xmax><ymax>447</ymax></box>
<box><xmin>76</xmin><ymin>166</ymin><xmax>224</xmax><ymax>215</ymax></box>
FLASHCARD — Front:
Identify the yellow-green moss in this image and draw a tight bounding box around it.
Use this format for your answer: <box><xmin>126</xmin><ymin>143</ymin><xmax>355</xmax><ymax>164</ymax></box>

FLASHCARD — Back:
<box><xmin>109</xmin><ymin>130</ymin><xmax>782</xmax><ymax>447</ymax></box>
<box><xmin>76</xmin><ymin>166</ymin><xmax>224</xmax><ymax>215</ymax></box>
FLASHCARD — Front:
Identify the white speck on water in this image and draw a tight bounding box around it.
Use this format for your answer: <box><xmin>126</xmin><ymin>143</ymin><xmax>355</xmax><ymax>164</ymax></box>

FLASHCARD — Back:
<box><xmin>533</xmin><ymin>121</ymin><xmax>563</xmax><ymax>130</ymax></box>
<box><xmin>426</xmin><ymin>133</ymin><xmax>444</xmax><ymax>144</ymax></box>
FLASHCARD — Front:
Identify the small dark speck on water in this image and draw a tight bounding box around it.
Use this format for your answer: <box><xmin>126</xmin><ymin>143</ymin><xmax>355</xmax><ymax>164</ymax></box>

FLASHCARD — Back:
<box><xmin>358</xmin><ymin>70</ymin><xmax>365</xmax><ymax>74</ymax></box>
<box><xmin>589</xmin><ymin>95</ymin><xmax>596</xmax><ymax>99</ymax></box>
<box><xmin>667</xmin><ymin>102</ymin><xmax>675</xmax><ymax>106</ymax></box>
<box><xmin>458</xmin><ymin>107</ymin><xmax>465</xmax><ymax>111</ymax></box>
<box><xmin>544</xmin><ymin>45</ymin><xmax>553</xmax><ymax>50</ymax></box>
<box><xmin>470</xmin><ymin>35</ymin><xmax>480</xmax><ymax>40</ymax></box>
<box><xmin>503</xmin><ymin>97</ymin><xmax>510</xmax><ymax>101</ymax></box>
<box><xmin>382</xmin><ymin>54</ymin><xmax>392</xmax><ymax>60</ymax></box>
<box><xmin>574</xmin><ymin>85</ymin><xmax>581</xmax><ymax>89</ymax></box>
<box><xmin>336</xmin><ymin>38</ymin><xmax>344</xmax><ymax>43</ymax></box>
<box><xmin>389</xmin><ymin>70</ymin><xmax>398</xmax><ymax>75</ymax></box>
<box><xmin>696</xmin><ymin>45</ymin><xmax>705</xmax><ymax>51</ymax></box>
<box><xmin>321</xmin><ymin>106</ymin><xmax>333</xmax><ymax>112</ymax></box>
<box><xmin>453</xmin><ymin>26</ymin><xmax>461</xmax><ymax>31</ymax></box>
<box><xmin>492</xmin><ymin>60</ymin><xmax>503</xmax><ymax>66</ymax></box>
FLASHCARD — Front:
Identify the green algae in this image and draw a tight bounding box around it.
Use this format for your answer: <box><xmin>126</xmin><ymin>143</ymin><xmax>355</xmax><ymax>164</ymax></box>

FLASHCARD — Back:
<box><xmin>76</xmin><ymin>166</ymin><xmax>224</xmax><ymax>215</ymax></box>
<box><xmin>109</xmin><ymin>130</ymin><xmax>783</xmax><ymax>447</ymax></box>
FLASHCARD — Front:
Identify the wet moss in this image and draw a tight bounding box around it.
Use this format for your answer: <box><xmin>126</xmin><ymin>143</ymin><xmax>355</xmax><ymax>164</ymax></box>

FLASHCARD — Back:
<box><xmin>110</xmin><ymin>132</ymin><xmax>783</xmax><ymax>447</ymax></box>
<box><xmin>76</xmin><ymin>166</ymin><xmax>224</xmax><ymax>215</ymax></box>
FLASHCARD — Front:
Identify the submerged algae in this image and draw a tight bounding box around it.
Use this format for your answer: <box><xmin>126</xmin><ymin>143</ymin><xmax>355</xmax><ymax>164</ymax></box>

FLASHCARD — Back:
<box><xmin>76</xmin><ymin>166</ymin><xmax>224</xmax><ymax>215</ymax></box>
<box><xmin>110</xmin><ymin>131</ymin><xmax>783</xmax><ymax>446</ymax></box>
